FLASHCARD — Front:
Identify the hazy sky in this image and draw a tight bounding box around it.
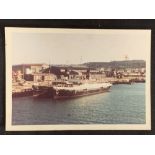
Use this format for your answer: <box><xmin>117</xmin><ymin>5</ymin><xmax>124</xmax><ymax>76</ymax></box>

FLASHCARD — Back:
<box><xmin>12</xmin><ymin>29</ymin><xmax>150</xmax><ymax>65</ymax></box>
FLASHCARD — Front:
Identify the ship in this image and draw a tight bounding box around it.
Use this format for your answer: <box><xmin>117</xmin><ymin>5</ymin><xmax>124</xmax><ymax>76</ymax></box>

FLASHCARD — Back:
<box><xmin>32</xmin><ymin>81</ymin><xmax>112</xmax><ymax>99</ymax></box>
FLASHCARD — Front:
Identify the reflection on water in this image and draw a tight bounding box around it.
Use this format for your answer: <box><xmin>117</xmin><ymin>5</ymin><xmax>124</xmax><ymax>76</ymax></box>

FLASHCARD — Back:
<box><xmin>12</xmin><ymin>83</ymin><xmax>145</xmax><ymax>125</ymax></box>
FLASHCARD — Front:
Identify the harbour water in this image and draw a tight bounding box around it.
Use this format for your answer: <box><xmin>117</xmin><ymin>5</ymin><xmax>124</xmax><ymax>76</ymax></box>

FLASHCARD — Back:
<box><xmin>12</xmin><ymin>83</ymin><xmax>145</xmax><ymax>125</ymax></box>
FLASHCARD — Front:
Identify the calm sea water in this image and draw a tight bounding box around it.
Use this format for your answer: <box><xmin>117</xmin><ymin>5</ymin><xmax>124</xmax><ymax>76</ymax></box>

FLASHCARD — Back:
<box><xmin>12</xmin><ymin>83</ymin><xmax>145</xmax><ymax>125</ymax></box>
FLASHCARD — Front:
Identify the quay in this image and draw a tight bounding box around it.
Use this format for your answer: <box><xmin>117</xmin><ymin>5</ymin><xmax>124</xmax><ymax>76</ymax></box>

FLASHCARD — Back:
<box><xmin>12</xmin><ymin>82</ymin><xmax>33</xmax><ymax>97</ymax></box>
<box><xmin>105</xmin><ymin>77</ymin><xmax>145</xmax><ymax>85</ymax></box>
<box><xmin>13</xmin><ymin>88</ymin><xmax>33</xmax><ymax>97</ymax></box>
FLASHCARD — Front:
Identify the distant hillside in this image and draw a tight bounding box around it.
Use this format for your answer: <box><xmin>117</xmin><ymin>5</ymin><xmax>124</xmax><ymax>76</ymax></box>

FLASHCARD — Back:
<box><xmin>83</xmin><ymin>60</ymin><xmax>146</xmax><ymax>69</ymax></box>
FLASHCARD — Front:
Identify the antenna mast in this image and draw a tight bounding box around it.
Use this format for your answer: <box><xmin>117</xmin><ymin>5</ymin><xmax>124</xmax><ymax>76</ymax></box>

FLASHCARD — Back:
<box><xmin>80</xmin><ymin>56</ymin><xmax>83</xmax><ymax>64</ymax></box>
<box><xmin>124</xmin><ymin>55</ymin><xmax>129</xmax><ymax>61</ymax></box>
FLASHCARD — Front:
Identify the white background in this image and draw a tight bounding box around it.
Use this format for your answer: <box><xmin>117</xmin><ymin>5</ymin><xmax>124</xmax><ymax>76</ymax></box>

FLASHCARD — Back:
<box><xmin>0</xmin><ymin>0</ymin><xmax>155</xmax><ymax>19</ymax></box>
<box><xmin>0</xmin><ymin>136</ymin><xmax>154</xmax><ymax>155</ymax></box>
<box><xmin>0</xmin><ymin>0</ymin><xmax>154</xmax><ymax>154</ymax></box>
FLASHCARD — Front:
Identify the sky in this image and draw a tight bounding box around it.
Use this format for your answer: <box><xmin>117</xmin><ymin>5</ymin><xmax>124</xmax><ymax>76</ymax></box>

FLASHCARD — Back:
<box><xmin>12</xmin><ymin>29</ymin><xmax>151</xmax><ymax>65</ymax></box>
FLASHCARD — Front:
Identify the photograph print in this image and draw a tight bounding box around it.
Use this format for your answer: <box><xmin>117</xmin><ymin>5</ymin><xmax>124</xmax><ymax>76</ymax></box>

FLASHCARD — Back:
<box><xmin>5</xmin><ymin>28</ymin><xmax>151</xmax><ymax>131</ymax></box>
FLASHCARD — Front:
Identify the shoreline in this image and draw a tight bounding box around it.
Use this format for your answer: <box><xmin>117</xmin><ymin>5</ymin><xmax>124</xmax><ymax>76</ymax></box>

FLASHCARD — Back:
<box><xmin>12</xmin><ymin>76</ymin><xmax>145</xmax><ymax>98</ymax></box>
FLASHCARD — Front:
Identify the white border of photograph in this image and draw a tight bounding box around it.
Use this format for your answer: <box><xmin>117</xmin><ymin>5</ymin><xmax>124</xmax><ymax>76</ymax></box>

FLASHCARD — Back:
<box><xmin>5</xmin><ymin>27</ymin><xmax>151</xmax><ymax>131</ymax></box>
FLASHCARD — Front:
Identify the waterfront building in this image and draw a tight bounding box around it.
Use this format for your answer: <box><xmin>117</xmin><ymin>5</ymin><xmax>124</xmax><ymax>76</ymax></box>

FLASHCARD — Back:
<box><xmin>33</xmin><ymin>73</ymin><xmax>57</xmax><ymax>82</ymax></box>
<box><xmin>12</xmin><ymin>63</ymin><xmax>49</xmax><ymax>75</ymax></box>
<box><xmin>23</xmin><ymin>73</ymin><xmax>56</xmax><ymax>82</ymax></box>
